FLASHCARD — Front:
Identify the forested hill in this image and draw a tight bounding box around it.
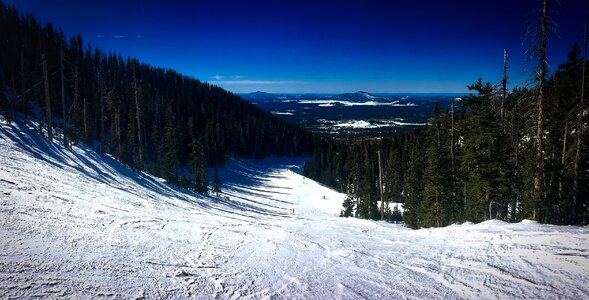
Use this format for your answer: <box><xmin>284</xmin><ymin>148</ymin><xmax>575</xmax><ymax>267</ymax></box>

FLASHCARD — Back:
<box><xmin>303</xmin><ymin>0</ymin><xmax>588</xmax><ymax>228</ymax></box>
<box><xmin>305</xmin><ymin>54</ymin><xmax>589</xmax><ymax>227</ymax></box>
<box><xmin>0</xmin><ymin>1</ymin><xmax>316</xmax><ymax>191</ymax></box>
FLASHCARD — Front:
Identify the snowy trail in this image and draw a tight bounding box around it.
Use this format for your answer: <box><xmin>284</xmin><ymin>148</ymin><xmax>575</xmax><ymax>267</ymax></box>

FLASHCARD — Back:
<box><xmin>1</xmin><ymin>118</ymin><xmax>589</xmax><ymax>299</ymax></box>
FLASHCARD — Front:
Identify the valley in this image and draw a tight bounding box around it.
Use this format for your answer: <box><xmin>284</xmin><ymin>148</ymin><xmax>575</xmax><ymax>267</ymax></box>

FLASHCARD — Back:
<box><xmin>241</xmin><ymin>92</ymin><xmax>459</xmax><ymax>136</ymax></box>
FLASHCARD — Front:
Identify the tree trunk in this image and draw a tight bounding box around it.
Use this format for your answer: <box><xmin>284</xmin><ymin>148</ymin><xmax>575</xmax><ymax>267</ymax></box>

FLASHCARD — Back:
<box><xmin>98</xmin><ymin>68</ymin><xmax>105</xmax><ymax>152</ymax></box>
<box><xmin>436</xmin><ymin>189</ymin><xmax>440</xmax><ymax>227</ymax></box>
<box><xmin>116</xmin><ymin>111</ymin><xmax>121</xmax><ymax>160</ymax></box>
<box><xmin>83</xmin><ymin>97</ymin><xmax>88</xmax><ymax>140</ymax></box>
<box><xmin>60</xmin><ymin>46</ymin><xmax>68</xmax><ymax>147</ymax></box>
<box><xmin>502</xmin><ymin>49</ymin><xmax>508</xmax><ymax>125</ymax></box>
<box><xmin>511</xmin><ymin>98</ymin><xmax>520</xmax><ymax>222</ymax></box>
<box><xmin>8</xmin><ymin>75</ymin><xmax>16</xmax><ymax>122</ymax></box>
<box><xmin>573</xmin><ymin>18</ymin><xmax>587</xmax><ymax>216</ymax></box>
<box><xmin>72</xmin><ymin>70</ymin><xmax>79</xmax><ymax>110</ymax></box>
<box><xmin>558</xmin><ymin>122</ymin><xmax>568</xmax><ymax>201</ymax></box>
<box><xmin>451</xmin><ymin>98</ymin><xmax>455</xmax><ymax>171</ymax></box>
<box><xmin>133</xmin><ymin>69</ymin><xmax>144</xmax><ymax>164</ymax></box>
<box><xmin>378</xmin><ymin>150</ymin><xmax>384</xmax><ymax>220</ymax></box>
<box><xmin>533</xmin><ymin>0</ymin><xmax>548</xmax><ymax>219</ymax></box>
<box><xmin>41</xmin><ymin>53</ymin><xmax>53</xmax><ymax>141</ymax></box>
<box><xmin>20</xmin><ymin>48</ymin><xmax>27</xmax><ymax>113</ymax></box>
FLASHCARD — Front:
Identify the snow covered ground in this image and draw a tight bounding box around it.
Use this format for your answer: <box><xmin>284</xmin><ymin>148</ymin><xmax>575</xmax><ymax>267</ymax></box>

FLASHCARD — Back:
<box><xmin>1</xmin><ymin>117</ymin><xmax>589</xmax><ymax>299</ymax></box>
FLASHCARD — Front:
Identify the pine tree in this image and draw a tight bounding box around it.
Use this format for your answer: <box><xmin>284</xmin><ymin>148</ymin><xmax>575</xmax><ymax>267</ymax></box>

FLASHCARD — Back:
<box><xmin>212</xmin><ymin>167</ymin><xmax>221</xmax><ymax>195</ymax></box>
<box><xmin>422</xmin><ymin>149</ymin><xmax>452</xmax><ymax>227</ymax></box>
<box><xmin>106</xmin><ymin>87</ymin><xmax>121</xmax><ymax>160</ymax></box>
<box><xmin>340</xmin><ymin>193</ymin><xmax>355</xmax><ymax>217</ymax></box>
<box><xmin>401</xmin><ymin>133</ymin><xmax>426</xmax><ymax>229</ymax></box>
<box><xmin>132</xmin><ymin>67</ymin><xmax>143</xmax><ymax>165</ymax></box>
<box><xmin>191</xmin><ymin>138</ymin><xmax>208</xmax><ymax>193</ymax></box>
<box><xmin>458</xmin><ymin>80</ymin><xmax>513</xmax><ymax>222</ymax></box>
<box><xmin>355</xmin><ymin>145</ymin><xmax>378</xmax><ymax>219</ymax></box>
<box><xmin>60</xmin><ymin>46</ymin><xmax>69</xmax><ymax>148</ymax></box>
<box><xmin>161</xmin><ymin>112</ymin><xmax>180</xmax><ymax>182</ymax></box>
<box><xmin>419</xmin><ymin>101</ymin><xmax>454</xmax><ymax>227</ymax></box>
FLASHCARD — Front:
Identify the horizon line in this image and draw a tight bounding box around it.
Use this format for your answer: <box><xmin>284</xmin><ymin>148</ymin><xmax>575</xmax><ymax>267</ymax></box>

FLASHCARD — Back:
<box><xmin>236</xmin><ymin>91</ymin><xmax>469</xmax><ymax>95</ymax></box>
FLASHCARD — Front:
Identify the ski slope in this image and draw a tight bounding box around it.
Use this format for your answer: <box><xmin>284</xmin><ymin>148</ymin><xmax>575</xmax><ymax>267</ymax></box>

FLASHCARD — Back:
<box><xmin>1</xmin><ymin>117</ymin><xmax>589</xmax><ymax>299</ymax></box>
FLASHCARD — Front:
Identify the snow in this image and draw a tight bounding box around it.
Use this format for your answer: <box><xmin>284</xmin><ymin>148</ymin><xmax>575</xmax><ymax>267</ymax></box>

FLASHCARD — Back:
<box><xmin>297</xmin><ymin>100</ymin><xmax>414</xmax><ymax>107</ymax></box>
<box><xmin>1</xmin><ymin>116</ymin><xmax>589</xmax><ymax>299</ymax></box>
<box><xmin>333</xmin><ymin>120</ymin><xmax>378</xmax><ymax>129</ymax></box>
<box><xmin>390</xmin><ymin>120</ymin><xmax>428</xmax><ymax>126</ymax></box>
<box><xmin>270</xmin><ymin>111</ymin><xmax>294</xmax><ymax>115</ymax></box>
<box><xmin>377</xmin><ymin>201</ymin><xmax>405</xmax><ymax>213</ymax></box>
<box><xmin>323</xmin><ymin>119</ymin><xmax>428</xmax><ymax>129</ymax></box>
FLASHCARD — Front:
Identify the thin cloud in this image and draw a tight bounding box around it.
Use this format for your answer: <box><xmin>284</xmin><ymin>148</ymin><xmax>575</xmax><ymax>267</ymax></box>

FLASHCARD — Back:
<box><xmin>136</xmin><ymin>35</ymin><xmax>144</xmax><ymax>38</ymax></box>
<box><xmin>114</xmin><ymin>35</ymin><xmax>127</xmax><ymax>39</ymax></box>
<box><xmin>212</xmin><ymin>75</ymin><xmax>244</xmax><ymax>80</ymax></box>
<box><xmin>96</xmin><ymin>34</ymin><xmax>105</xmax><ymax>38</ymax></box>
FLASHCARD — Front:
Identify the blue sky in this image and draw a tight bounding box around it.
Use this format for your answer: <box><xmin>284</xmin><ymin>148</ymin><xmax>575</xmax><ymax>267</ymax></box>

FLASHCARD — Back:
<box><xmin>5</xmin><ymin>0</ymin><xmax>589</xmax><ymax>93</ymax></box>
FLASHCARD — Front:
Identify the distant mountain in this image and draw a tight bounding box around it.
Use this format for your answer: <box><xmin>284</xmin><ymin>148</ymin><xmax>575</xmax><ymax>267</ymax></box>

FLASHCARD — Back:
<box><xmin>333</xmin><ymin>91</ymin><xmax>384</xmax><ymax>101</ymax></box>
<box><xmin>241</xmin><ymin>91</ymin><xmax>280</xmax><ymax>101</ymax></box>
<box><xmin>241</xmin><ymin>91</ymin><xmax>391</xmax><ymax>102</ymax></box>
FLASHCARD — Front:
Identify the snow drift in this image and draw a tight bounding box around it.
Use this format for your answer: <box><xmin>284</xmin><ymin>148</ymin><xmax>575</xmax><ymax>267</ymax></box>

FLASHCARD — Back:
<box><xmin>1</xmin><ymin>117</ymin><xmax>588</xmax><ymax>299</ymax></box>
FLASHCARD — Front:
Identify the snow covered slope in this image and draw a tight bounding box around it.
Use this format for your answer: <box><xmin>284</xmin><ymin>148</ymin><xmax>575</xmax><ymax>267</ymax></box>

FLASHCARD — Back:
<box><xmin>1</xmin><ymin>117</ymin><xmax>589</xmax><ymax>299</ymax></box>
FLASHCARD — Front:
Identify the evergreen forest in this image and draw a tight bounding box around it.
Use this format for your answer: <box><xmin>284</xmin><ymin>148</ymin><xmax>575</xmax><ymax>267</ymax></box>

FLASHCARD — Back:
<box><xmin>0</xmin><ymin>1</ymin><xmax>316</xmax><ymax>193</ymax></box>
<box><xmin>304</xmin><ymin>26</ymin><xmax>589</xmax><ymax>227</ymax></box>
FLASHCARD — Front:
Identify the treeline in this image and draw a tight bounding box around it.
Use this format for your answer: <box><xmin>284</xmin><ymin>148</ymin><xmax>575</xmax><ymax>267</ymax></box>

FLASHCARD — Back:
<box><xmin>0</xmin><ymin>1</ymin><xmax>315</xmax><ymax>192</ymax></box>
<box><xmin>305</xmin><ymin>43</ymin><xmax>589</xmax><ymax>228</ymax></box>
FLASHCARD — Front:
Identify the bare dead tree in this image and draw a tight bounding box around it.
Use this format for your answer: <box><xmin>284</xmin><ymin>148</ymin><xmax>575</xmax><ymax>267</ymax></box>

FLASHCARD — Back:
<box><xmin>533</xmin><ymin>0</ymin><xmax>549</xmax><ymax>219</ymax></box>
<box><xmin>20</xmin><ymin>47</ymin><xmax>27</xmax><ymax>113</ymax></box>
<box><xmin>83</xmin><ymin>97</ymin><xmax>88</xmax><ymax>139</ymax></box>
<box><xmin>60</xmin><ymin>46</ymin><xmax>68</xmax><ymax>147</ymax></box>
<box><xmin>97</xmin><ymin>65</ymin><xmax>105</xmax><ymax>152</ymax></box>
<box><xmin>41</xmin><ymin>52</ymin><xmax>53</xmax><ymax>141</ymax></box>
<box><xmin>133</xmin><ymin>68</ymin><xmax>144</xmax><ymax>164</ymax></box>
<box><xmin>573</xmin><ymin>17</ymin><xmax>587</xmax><ymax>214</ymax></box>
<box><xmin>71</xmin><ymin>67</ymin><xmax>79</xmax><ymax>118</ymax></box>
<box><xmin>501</xmin><ymin>49</ymin><xmax>508</xmax><ymax>125</ymax></box>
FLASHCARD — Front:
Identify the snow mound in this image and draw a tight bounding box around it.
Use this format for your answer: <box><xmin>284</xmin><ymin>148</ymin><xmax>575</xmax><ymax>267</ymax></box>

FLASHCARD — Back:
<box><xmin>1</xmin><ymin>116</ymin><xmax>589</xmax><ymax>299</ymax></box>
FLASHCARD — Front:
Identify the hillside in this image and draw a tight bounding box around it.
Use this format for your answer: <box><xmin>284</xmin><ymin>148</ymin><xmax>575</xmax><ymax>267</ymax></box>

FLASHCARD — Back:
<box><xmin>0</xmin><ymin>0</ymin><xmax>315</xmax><ymax>191</ymax></box>
<box><xmin>2</xmin><ymin>117</ymin><xmax>589</xmax><ymax>299</ymax></box>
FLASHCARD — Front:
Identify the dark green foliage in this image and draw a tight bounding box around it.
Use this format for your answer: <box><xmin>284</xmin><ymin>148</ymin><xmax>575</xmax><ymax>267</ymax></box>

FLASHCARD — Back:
<box><xmin>340</xmin><ymin>194</ymin><xmax>355</xmax><ymax>217</ymax></box>
<box><xmin>458</xmin><ymin>80</ymin><xmax>513</xmax><ymax>223</ymax></box>
<box><xmin>384</xmin><ymin>204</ymin><xmax>403</xmax><ymax>223</ymax></box>
<box><xmin>190</xmin><ymin>137</ymin><xmax>208</xmax><ymax>194</ymax></box>
<box><xmin>212</xmin><ymin>168</ymin><xmax>221</xmax><ymax>195</ymax></box>
<box><xmin>419</xmin><ymin>101</ymin><xmax>453</xmax><ymax>227</ymax></box>
<box><xmin>305</xmin><ymin>51</ymin><xmax>589</xmax><ymax>227</ymax></box>
<box><xmin>421</xmin><ymin>134</ymin><xmax>452</xmax><ymax>227</ymax></box>
<box><xmin>400</xmin><ymin>131</ymin><xmax>426</xmax><ymax>228</ymax></box>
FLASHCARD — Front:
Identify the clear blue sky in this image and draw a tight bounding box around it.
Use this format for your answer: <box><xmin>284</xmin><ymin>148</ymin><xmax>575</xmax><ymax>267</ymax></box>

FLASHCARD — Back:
<box><xmin>5</xmin><ymin>0</ymin><xmax>589</xmax><ymax>93</ymax></box>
